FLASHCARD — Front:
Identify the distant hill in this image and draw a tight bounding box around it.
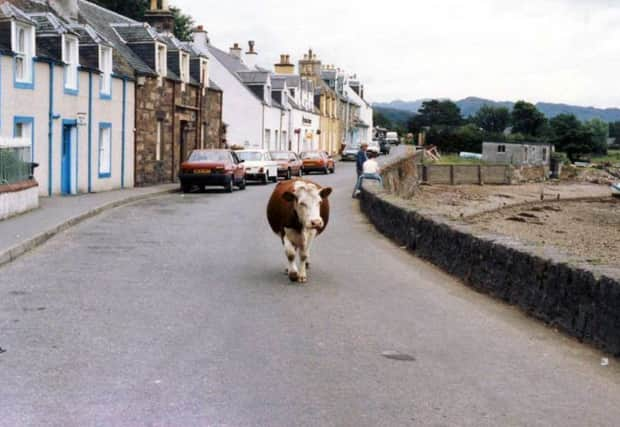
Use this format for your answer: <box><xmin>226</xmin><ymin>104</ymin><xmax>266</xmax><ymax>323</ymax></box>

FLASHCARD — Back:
<box><xmin>373</xmin><ymin>97</ymin><xmax>620</xmax><ymax>123</ymax></box>
<box><xmin>374</xmin><ymin>106</ymin><xmax>415</xmax><ymax>128</ymax></box>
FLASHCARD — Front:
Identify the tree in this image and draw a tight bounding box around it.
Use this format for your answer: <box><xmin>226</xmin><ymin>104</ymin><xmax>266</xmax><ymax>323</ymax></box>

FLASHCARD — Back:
<box><xmin>373</xmin><ymin>110</ymin><xmax>392</xmax><ymax>129</ymax></box>
<box><xmin>408</xmin><ymin>99</ymin><xmax>462</xmax><ymax>132</ymax></box>
<box><xmin>511</xmin><ymin>101</ymin><xmax>546</xmax><ymax>137</ymax></box>
<box><xmin>609</xmin><ymin>121</ymin><xmax>620</xmax><ymax>138</ymax></box>
<box><xmin>549</xmin><ymin>114</ymin><xmax>594</xmax><ymax>161</ymax></box>
<box><xmin>473</xmin><ymin>105</ymin><xmax>510</xmax><ymax>133</ymax></box>
<box><xmin>91</xmin><ymin>0</ymin><xmax>194</xmax><ymax>41</ymax></box>
<box><xmin>585</xmin><ymin>118</ymin><xmax>609</xmax><ymax>155</ymax></box>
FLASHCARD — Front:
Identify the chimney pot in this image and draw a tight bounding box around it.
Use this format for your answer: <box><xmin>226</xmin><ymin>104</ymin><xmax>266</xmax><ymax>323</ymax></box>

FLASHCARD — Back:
<box><xmin>247</xmin><ymin>40</ymin><xmax>257</xmax><ymax>54</ymax></box>
<box><xmin>197</xmin><ymin>25</ymin><xmax>204</xmax><ymax>32</ymax></box>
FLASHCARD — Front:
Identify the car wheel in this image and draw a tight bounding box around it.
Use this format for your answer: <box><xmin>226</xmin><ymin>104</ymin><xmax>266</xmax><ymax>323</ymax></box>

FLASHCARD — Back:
<box><xmin>181</xmin><ymin>183</ymin><xmax>191</xmax><ymax>193</ymax></box>
<box><xmin>262</xmin><ymin>172</ymin><xmax>269</xmax><ymax>185</ymax></box>
<box><xmin>323</xmin><ymin>167</ymin><xmax>329</xmax><ymax>175</ymax></box>
<box><xmin>225</xmin><ymin>178</ymin><xmax>234</xmax><ymax>193</ymax></box>
<box><xmin>330</xmin><ymin>165</ymin><xmax>335</xmax><ymax>174</ymax></box>
<box><xmin>238</xmin><ymin>177</ymin><xmax>246</xmax><ymax>190</ymax></box>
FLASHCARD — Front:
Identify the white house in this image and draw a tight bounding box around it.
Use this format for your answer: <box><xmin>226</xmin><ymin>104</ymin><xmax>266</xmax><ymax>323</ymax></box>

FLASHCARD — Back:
<box><xmin>191</xmin><ymin>31</ymin><xmax>286</xmax><ymax>150</ymax></box>
<box><xmin>343</xmin><ymin>75</ymin><xmax>373</xmax><ymax>146</ymax></box>
<box><xmin>0</xmin><ymin>0</ymin><xmax>134</xmax><ymax>196</ymax></box>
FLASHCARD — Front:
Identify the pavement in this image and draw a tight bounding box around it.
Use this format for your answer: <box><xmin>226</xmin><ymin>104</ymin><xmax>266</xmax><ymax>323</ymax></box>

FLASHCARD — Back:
<box><xmin>0</xmin><ymin>184</ymin><xmax>178</xmax><ymax>268</ymax></box>
<box><xmin>1</xmin><ymin>164</ymin><xmax>620</xmax><ymax>426</ymax></box>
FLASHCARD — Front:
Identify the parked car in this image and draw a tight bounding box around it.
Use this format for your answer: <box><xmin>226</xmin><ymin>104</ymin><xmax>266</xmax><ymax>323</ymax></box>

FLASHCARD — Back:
<box><xmin>386</xmin><ymin>131</ymin><xmax>399</xmax><ymax>145</ymax></box>
<box><xmin>368</xmin><ymin>140</ymin><xmax>381</xmax><ymax>154</ymax></box>
<box><xmin>236</xmin><ymin>149</ymin><xmax>279</xmax><ymax>184</ymax></box>
<box><xmin>300</xmin><ymin>151</ymin><xmax>335</xmax><ymax>174</ymax></box>
<box><xmin>341</xmin><ymin>144</ymin><xmax>360</xmax><ymax>161</ymax></box>
<box><xmin>270</xmin><ymin>151</ymin><xmax>303</xmax><ymax>179</ymax></box>
<box><xmin>178</xmin><ymin>149</ymin><xmax>246</xmax><ymax>193</ymax></box>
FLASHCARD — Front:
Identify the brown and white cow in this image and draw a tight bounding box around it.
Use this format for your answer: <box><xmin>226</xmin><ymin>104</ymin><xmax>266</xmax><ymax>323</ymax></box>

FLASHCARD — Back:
<box><xmin>267</xmin><ymin>179</ymin><xmax>332</xmax><ymax>283</ymax></box>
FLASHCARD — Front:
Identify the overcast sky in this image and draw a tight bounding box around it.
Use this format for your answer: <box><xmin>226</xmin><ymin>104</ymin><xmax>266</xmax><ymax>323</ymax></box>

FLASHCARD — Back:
<box><xmin>173</xmin><ymin>0</ymin><xmax>620</xmax><ymax>108</ymax></box>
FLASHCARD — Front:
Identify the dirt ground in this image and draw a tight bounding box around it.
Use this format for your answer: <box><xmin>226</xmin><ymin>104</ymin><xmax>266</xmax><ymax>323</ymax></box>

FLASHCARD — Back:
<box><xmin>404</xmin><ymin>182</ymin><xmax>619</xmax><ymax>269</ymax></box>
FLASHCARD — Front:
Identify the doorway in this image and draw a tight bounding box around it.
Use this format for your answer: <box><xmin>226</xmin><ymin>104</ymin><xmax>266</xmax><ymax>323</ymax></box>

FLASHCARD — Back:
<box><xmin>61</xmin><ymin>121</ymin><xmax>77</xmax><ymax>195</ymax></box>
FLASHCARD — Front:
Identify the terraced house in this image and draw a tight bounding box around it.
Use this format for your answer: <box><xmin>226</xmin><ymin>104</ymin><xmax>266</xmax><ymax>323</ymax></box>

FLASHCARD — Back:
<box><xmin>80</xmin><ymin>0</ymin><xmax>223</xmax><ymax>187</ymax></box>
<box><xmin>0</xmin><ymin>0</ymin><xmax>135</xmax><ymax>196</ymax></box>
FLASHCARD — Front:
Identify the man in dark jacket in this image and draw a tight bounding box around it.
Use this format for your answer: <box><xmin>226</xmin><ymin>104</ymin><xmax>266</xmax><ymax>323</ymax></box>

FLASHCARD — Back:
<box><xmin>356</xmin><ymin>143</ymin><xmax>369</xmax><ymax>177</ymax></box>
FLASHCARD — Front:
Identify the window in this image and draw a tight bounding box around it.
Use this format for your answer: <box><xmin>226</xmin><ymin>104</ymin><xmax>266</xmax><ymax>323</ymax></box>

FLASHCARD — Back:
<box><xmin>264</xmin><ymin>129</ymin><xmax>271</xmax><ymax>147</ymax></box>
<box><xmin>14</xmin><ymin>117</ymin><xmax>34</xmax><ymax>161</ymax></box>
<box><xmin>98</xmin><ymin>124</ymin><xmax>112</xmax><ymax>177</ymax></box>
<box><xmin>99</xmin><ymin>46</ymin><xmax>113</xmax><ymax>98</ymax></box>
<box><xmin>155</xmin><ymin>43</ymin><xmax>167</xmax><ymax>78</ymax></box>
<box><xmin>179</xmin><ymin>52</ymin><xmax>190</xmax><ymax>84</ymax></box>
<box><xmin>63</xmin><ymin>35</ymin><xmax>79</xmax><ymax>93</ymax></box>
<box><xmin>156</xmin><ymin>121</ymin><xmax>163</xmax><ymax>161</ymax></box>
<box><xmin>13</xmin><ymin>23</ymin><xmax>34</xmax><ymax>87</ymax></box>
<box><xmin>275</xmin><ymin>130</ymin><xmax>279</xmax><ymax>147</ymax></box>
<box><xmin>497</xmin><ymin>145</ymin><xmax>506</xmax><ymax>153</ymax></box>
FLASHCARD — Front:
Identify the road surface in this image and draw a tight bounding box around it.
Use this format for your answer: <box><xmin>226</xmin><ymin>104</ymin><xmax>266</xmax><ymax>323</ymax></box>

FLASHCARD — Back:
<box><xmin>1</xmin><ymin>162</ymin><xmax>619</xmax><ymax>426</ymax></box>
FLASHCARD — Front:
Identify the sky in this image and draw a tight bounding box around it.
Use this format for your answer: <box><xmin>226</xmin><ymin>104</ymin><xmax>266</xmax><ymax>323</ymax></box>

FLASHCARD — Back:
<box><xmin>173</xmin><ymin>0</ymin><xmax>620</xmax><ymax>108</ymax></box>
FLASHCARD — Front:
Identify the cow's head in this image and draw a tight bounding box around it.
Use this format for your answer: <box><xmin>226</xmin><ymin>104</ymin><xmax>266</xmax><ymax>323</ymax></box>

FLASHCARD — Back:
<box><xmin>283</xmin><ymin>181</ymin><xmax>332</xmax><ymax>230</ymax></box>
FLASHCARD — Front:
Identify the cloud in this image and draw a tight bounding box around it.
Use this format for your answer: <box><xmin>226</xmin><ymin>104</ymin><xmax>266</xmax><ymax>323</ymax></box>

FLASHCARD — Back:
<box><xmin>173</xmin><ymin>0</ymin><xmax>620</xmax><ymax>108</ymax></box>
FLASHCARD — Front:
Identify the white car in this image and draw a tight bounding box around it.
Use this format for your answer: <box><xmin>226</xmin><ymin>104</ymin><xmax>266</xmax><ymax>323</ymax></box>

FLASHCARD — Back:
<box><xmin>235</xmin><ymin>149</ymin><xmax>279</xmax><ymax>184</ymax></box>
<box><xmin>368</xmin><ymin>140</ymin><xmax>381</xmax><ymax>154</ymax></box>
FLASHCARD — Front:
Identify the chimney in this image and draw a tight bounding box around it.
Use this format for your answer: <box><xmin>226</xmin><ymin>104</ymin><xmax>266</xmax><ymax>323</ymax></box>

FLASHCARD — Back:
<box><xmin>275</xmin><ymin>53</ymin><xmax>295</xmax><ymax>75</ymax></box>
<box><xmin>244</xmin><ymin>40</ymin><xmax>258</xmax><ymax>70</ymax></box>
<box><xmin>48</xmin><ymin>0</ymin><xmax>78</xmax><ymax>21</ymax></box>
<box><xmin>192</xmin><ymin>25</ymin><xmax>210</xmax><ymax>47</ymax></box>
<box><xmin>144</xmin><ymin>0</ymin><xmax>174</xmax><ymax>33</ymax></box>
<box><xmin>230</xmin><ymin>43</ymin><xmax>242</xmax><ymax>59</ymax></box>
<box><xmin>298</xmin><ymin>48</ymin><xmax>321</xmax><ymax>82</ymax></box>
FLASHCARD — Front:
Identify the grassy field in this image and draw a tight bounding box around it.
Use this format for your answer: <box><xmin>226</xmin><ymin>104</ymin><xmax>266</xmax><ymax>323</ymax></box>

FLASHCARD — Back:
<box><xmin>432</xmin><ymin>154</ymin><xmax>486</xmax><ymax>165</ymax></box>
<box><xmin>591</xmin><ymin>150</ymin><xmax>620</xmax><ymax>164</ymax></box>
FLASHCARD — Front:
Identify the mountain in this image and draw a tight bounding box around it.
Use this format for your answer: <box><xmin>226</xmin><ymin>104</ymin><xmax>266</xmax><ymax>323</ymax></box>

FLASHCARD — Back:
<box><xmin>373</xmin><ymin>97</ymin><xmax>620</xmax><ymax>123</ymax></box>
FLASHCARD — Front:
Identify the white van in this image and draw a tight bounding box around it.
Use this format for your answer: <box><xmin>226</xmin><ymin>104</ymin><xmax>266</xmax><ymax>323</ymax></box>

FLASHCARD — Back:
<box><xmin>385</xmin><ymin>131</ymin><xmax>399</xmax><ymax>145</ymax></box>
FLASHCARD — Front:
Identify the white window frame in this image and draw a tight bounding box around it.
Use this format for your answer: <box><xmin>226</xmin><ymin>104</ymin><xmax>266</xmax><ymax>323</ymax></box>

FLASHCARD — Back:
<box><xmin>179</xmin><ymin>51</ymin><xmax>190</xmax><ymax>84</ymax></box>
<box><xmin>155</xmin><ymin>42</ymin><xmax>168</xmax><ymax>82</ymax></box>
<box><xmin>200</xmin><ymin>58</ymin><xmax>209</xmax><ymax>87</ymax></box>
<box><xmin>12</xmin><ymin>22</ymin><xmax>35</xmax><ymax>84</ymax></box>
<box><xmin>62</xmin><ymin>34</ymin><xmax>80</xmax><ymax>92</ymax></box>
<box><xmin>98</xmin><ymin>124</ymin><xmax>112</xmax><ymax>177</ymax></box>
<box><xmin>156</xmin><ymin>120</ymin><xmax>163</xmax><ymax>161</ymax></box>
<box><xmin>99</xmin><ymin>45</ymin><xmax>113</xmax><ymax>97</ymax></box>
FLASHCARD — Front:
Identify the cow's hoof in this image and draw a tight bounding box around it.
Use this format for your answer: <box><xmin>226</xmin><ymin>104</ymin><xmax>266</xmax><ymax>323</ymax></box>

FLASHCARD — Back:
<box><xmin>306</xmin><ymin>262</ymin><xmax>310</xmax><ymax>270</ymax></box>
<box><xmin>288</xmin><ymin>271</ymin><xmax>299</xmax><ymax>282</ymax></box>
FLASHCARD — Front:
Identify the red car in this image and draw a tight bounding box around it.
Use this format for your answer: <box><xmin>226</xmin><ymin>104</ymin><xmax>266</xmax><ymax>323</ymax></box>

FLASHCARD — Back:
<box><xmin>300</xmin><ymin>151</ymin><xmax>335</xmax><ymax>174</ymax></box>
<box><xmin>270</xmin><ymin>151</ymin><xmax>304</xmax><ymax>179</ymax></box>
<box><xmin>179</xmin><ymin>149</ymin><xmax>246</xmax><ymax>193</ymax></box>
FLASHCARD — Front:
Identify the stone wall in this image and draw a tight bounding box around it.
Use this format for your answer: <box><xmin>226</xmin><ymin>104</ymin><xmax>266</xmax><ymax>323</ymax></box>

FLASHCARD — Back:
<box><xmin>0</xmin><ymin>180</ymin><xmax>38</xmax><ymax>220</ymax></box>
<box><xmin>416</xmin><ymin>164</ymin><xmax>547</xmax><ymax>185</ymax></box>
<box><xmin>204</xmin><ymin>88</ymin><xmax>223</xmax><ymax>149</ymax></box>
<box><xmin>360</xmin><ymin>185</ymin><xmax>620</xmax><ymax>356</ymax></box>
<box><xmin>378</xmin><ymin>145</ymin><xmax>422</xmax><ymax>198</ymax></box>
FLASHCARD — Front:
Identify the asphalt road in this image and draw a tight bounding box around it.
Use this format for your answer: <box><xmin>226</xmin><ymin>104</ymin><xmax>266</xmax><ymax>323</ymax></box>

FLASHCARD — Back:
<box><xmin>1</xmin><ymin>162</ymin><xmax>619</xmax><ymax>427</ymax></box>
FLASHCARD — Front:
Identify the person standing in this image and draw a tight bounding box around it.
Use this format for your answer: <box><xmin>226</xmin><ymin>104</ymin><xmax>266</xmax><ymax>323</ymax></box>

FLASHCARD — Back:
<box><xmin>356</xmin><ymin>143</ymin><xmax>369</xmax><ymax>177</ymax></box>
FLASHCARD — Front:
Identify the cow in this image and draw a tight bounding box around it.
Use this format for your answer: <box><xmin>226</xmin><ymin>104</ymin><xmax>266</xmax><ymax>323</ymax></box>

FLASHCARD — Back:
<box><xmin>266</xmin><ymin>179</ymin><xmax>332</xmax><ymax>283</ymax></box>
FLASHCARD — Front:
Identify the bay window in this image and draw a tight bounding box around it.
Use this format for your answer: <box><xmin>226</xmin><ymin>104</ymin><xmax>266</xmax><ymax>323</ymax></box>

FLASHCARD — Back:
<box><xmin>63</xmin><ymin>35</ymin><xmax>79</xmax><ymax>93</ymax></box>
<box><xmin>13</xmin><ymin>22</ymin><xmax>35</xmax><ymax>87</ymax></box>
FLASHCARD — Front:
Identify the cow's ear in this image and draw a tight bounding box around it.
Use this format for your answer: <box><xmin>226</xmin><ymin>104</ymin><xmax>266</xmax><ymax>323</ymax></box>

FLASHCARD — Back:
<box><xmin>282</xmin><ymin>191</ymin><xmax>297</xmax><ymax>202</ymax></box>
<box><xmin>319</xmin><ymin>187</ymin><xmax>333</xmax><ymax>199</ymax></box>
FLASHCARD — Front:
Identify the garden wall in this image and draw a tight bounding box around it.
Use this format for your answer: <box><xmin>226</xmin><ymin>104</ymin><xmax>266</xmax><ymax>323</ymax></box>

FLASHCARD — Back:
<box><xmin>360</xmin><ymin>184</ymin><xmax>620</xmax><ymax>356</ymax></box>
<box><xmin>0</xmin><ymin>180</ymin><xmax>39</xmax><ymax>221</ymax></box>
<box><xmin>417</xmin><ymin>164</ymin><xmax>547</xmax><ymax>185</ymax></box>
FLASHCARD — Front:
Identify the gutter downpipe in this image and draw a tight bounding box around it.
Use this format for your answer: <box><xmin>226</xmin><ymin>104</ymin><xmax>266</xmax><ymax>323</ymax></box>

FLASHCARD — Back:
<box><xmin>87</xmin><ymin>71</ymin><xmax>93</xmax><ymax>193</ymax></box>
<box><xmin>171</xmin><ymin>80</ymin><xmax>176</xmax><ymax>182</ymax></box>
<box><xmin>261</xmin><ymin>103</ymin><xmax>265</xmax><ymax>149</ymax></box>
<box><xmin>121</xmin><ymin>78</ymin><xmax>126</xmax><ymax>188</ymax></box>
<box><xmin>47</xmin><ymin>62</ymin><xmax>54</xmax><ymax>196</ymax></box>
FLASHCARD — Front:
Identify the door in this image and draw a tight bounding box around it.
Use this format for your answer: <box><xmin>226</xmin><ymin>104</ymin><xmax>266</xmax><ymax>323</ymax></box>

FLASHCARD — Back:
<box><xmin>61</xmin><ymin>125</ymin><xmax>72</xmax><ymax>195</ymax></box>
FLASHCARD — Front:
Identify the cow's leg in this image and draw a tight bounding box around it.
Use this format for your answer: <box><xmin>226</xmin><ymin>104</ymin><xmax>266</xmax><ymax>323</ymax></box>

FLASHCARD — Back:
<box><xmin>298</xmin><ymin>230</ymin><xmax>316</xmax><ymax>283</ymax></box>
<box><xmin>283</xmin><ymin>234</ymin><xmax>299</xmax><ymax>282</ymax></box>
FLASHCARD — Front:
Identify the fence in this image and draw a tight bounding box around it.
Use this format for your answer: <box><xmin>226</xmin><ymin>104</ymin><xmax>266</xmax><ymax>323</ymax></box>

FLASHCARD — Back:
<box><xmin>0</xmin><ymin>138</ymin><xmax>33</xmax><ymax>185</ymax></box>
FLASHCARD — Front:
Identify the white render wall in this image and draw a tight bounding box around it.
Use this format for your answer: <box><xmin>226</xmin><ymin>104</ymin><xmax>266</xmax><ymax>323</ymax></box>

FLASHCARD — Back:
<box><xmin>0</xmin><ymin>55</ymin><xmax>134</xmax><ymax>196</ymax></box>
<box><xmin>0</xmin><ymin>185</ymin><xmax>39</xmax><ymax>220</ymax></box>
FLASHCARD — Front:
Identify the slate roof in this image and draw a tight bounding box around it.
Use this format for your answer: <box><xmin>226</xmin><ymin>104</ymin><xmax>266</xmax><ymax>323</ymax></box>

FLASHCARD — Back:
<box><xmin>0</xmin><ymin>2</ymin><xmax>37</xmax><ymax>25</ymax></box>
<box><xmin>208</xmin><ymin>44</ymin><xmax>249</xmax><ymax>74</ymax></box>
<box><xmin>159</xmin><ymin>32</ymin><xmax>191</xmax><ymax>52</ymax></box>
<box><xmin>271</xmin><ymin>76</ymin><xmax>287</xmax><ymax>90</ymax></box>
<box><xmin>238</xmin><ymin>70</ymin><xmax>270</xmax><ymax>85</ymax></box>
<box><xmin>111</xmin><ymin>23</ymin><xmax>161</xmax><ymax>44</ymax></box>
<box><xmin>29</xmin><ymin>12</ymin><xmax>74</xmax><ymax>35</ymax></box>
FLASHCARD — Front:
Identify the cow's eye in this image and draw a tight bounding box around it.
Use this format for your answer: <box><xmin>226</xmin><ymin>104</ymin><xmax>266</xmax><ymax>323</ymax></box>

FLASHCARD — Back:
<box><xmin>299</xmin><ymin>202</ymin><xmax>307</xmax><ymax>208</ymax></box>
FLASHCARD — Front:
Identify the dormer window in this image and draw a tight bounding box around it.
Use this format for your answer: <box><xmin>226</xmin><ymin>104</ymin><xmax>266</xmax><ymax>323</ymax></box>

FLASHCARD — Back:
<box><xmin>13</xmin><ymin>22</ymin><xmax>35</xmax><ymax>87</ymax></box>
<box><xmin>155</xmin><ymin>43</ymin><xmax>167</xmax><ymax>78</ymax></box>
<box><xmin>99</xmin><ymin>46</ymin><xmax>113</xmax><ymax>97</ymax></box>
<box><xmin>179</xmin><ymin>52</ymin><xmax>190</xmax><ymax>84</ymax></box>
<box><xmin>63</xmin><ymin>35</ymin><xmax>79</xmax><ymax>93</ymax></box>
<box><xmin>200</xmin><ymin>58</ymin><xmax>208</xmax><ymax>87</ymax></box>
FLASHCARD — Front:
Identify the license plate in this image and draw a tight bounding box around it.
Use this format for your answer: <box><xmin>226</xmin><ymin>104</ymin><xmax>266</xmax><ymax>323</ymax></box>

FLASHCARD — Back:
<box><xmin>195</xmin><ymin>169</ymin><xmax>211</xmax><ymax>174</ymax></box>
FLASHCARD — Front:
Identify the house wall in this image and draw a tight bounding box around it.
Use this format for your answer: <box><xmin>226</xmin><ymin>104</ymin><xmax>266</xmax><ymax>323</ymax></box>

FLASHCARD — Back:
<box><xmin>0</xmin><ymin>55</ymin><xmax>134</xmax><ymax>196</ymax></box>
<box><xmin>202</xmin><ymin>87</ymin><xmax>223</xmax><ymax>148</ymax></box>
<box><xmin>207</xmin><ymin>52</ymin><xmax>263</xmax><ymax>147</ymax></box>
<box><xmin>483</xmin><ymin>143</ymin><xmax>552</xmax><ymax>166</ymax></box>
<box><xmin>290</xmin><ymin>108</ymin><xmax>319</xmax><ymax>153</ymax></box>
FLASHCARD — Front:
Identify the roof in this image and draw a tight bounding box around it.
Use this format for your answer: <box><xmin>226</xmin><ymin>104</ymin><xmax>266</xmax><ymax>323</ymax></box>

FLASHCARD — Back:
<box><xmin>29</xmin><ymin>12</ymin><xmax>74</xmax><ymax>35</ymax></box>
<box><xmin>483</xmin><ymin>141</ymin><xmax>553</xmax><ymax>147</ymax></box>
<box><xmin>0</xmin><ymin>2</ymin><xmax>37</xmax><ymax>25</ymax></box>
<box><xmin>271</xmin><ymin>76</ymin><xmax>288</xmax><ymax>90</ymax></box>
<box><xmin>208</xmin><ymin>44</ymin><xmax>249</xmax><ymax>74</ymax></box>
<box><xmin>238</xmin><ymin>70</ymin><xmax>270</xmax><ymax>85</ymax></box>
<box><xmin>159</xmin><ymin>32</ymin><xmax>191</xmax><ymax>53</ymax></box>
<box><xmin>111</xmin><ymin>23</ymin><xmax>161</xmax><ymax>44</ymax></box>
<box><xmin>78</xmin><ymin>0</ymin><xmax>155</xmax><ymax>76</ymax></box>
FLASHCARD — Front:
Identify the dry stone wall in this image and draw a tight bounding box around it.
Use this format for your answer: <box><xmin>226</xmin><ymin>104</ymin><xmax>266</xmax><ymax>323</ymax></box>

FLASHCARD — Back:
<box><xmin>360</xmin><ymin>185</ymin><xmax>620</xmax><ymax>357</ymax></box>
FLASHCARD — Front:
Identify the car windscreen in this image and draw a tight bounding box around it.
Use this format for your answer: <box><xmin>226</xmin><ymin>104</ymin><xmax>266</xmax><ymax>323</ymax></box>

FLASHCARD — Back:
<box><xmin>188</xmin><ymin>151</ymin><xmax>229</xmax><ymax>162</ymax></box>
<box><xmin>270</xmin><ymin>152</ymin><xmax>289</xmax><ymax>160</ymax></box>
<box><xmin>301</xmin><ymin>152</ymin><xmax>321</xmax><ymax>159</ymax></box>
<box><xmin>237</xmin><ymin>152</ymin><xmax>263</xmax><ymax>161</ymax></box>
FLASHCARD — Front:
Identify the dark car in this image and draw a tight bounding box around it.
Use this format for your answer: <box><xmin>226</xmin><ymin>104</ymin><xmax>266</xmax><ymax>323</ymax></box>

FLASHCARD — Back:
<box><xmin>379</xmin><ymin>139</ymin><xmax>391</xmax><ymax>155</ymax></box>
<box><xmin>300</xmin><ymin>151</ymin><xmax>335</xmax><ymax>174</ymax></box>
<box><xmin>270</xmin><ymin>151</ymin><xmax>303</xmax><ymax>179</ymax></box>
<box><xmin>178</xmin><ymin>149</ymin><xmax>246</xmax><ymax>193</ymax></box>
